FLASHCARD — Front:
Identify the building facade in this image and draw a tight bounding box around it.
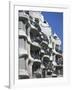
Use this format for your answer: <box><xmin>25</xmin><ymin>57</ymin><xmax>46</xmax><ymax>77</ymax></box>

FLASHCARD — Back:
<box><xmin>18</xmin><ymin>10</ymin><xmax>63</xmax><ymax>79</ymax></box>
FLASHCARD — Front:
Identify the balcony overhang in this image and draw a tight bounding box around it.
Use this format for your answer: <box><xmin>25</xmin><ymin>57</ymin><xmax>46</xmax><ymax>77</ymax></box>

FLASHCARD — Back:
<box><xmin>43</xmin><ymin>55</ymin><xmax>50</xmax><ymax>59</ymax></box>
<box><xmin>41</xmin><ymin>40</ymin><xmax>48</xmax><ymax>45</ymax></box>
<box><xmin>19</xmin><ymin>12</ymin><xmax>29</xmax><ymax>20</ymax></box>
<box><xmin>33</xmin><ymin>59</ymin><xmax>41</xmax><ymax>63</ymax></box>
<box><xmin>42</xmin><ymin>55</ymin><xmax>50</xmax><ymax>63</ymax></box>
<box><xmin>19</xmin><ymin>69</ymin><xmax>29</xmax><ymax>79</ymax></box>
<box><xmin>31</xmin><ymin>42</ymin><xmax>41</xmax><ymax>48</ymax></box>
<box><xmin>19</xmin><ymin>30</ymin><xmax>27</xmax><ymax>38</ymax></box>
<box><xmin>30</xmin><ymin>24</ymin><xmax>37</xmax><ymax>30</ymax></box>
<box><xmin>19</xmin><ymin>48</ymin><xmax>28</xmax><ymax>58</ymax></box>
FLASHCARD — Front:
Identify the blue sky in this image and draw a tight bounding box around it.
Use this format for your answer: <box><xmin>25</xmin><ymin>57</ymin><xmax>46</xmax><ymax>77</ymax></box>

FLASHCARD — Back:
<box><xmin>42</xmin><ymin>12</ymin><xmax>63</xmax><ymax>50</ymax></box>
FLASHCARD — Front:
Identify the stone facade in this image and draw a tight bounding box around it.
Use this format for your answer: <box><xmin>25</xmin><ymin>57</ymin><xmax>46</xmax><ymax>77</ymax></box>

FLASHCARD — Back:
<box><xmin>18</xmin><ymin>10</ymin><xmax>63</xmax><ymax>79</ymax></box>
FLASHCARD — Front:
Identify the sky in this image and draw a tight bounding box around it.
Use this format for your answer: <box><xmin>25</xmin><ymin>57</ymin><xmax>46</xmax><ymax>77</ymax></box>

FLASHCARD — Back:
<box><xmin>42</xmin><ymin>12</ymin><xmax>63</xmax><ymax>50</ymax></box>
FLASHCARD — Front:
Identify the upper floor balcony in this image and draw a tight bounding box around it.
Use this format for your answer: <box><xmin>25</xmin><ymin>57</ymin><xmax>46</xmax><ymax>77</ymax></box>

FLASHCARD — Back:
<box><xmin>30</xmin><ymin>23</ymin><xmax>37</xmax><ymax>31</ymax></box>
<box><xmin>43</xmin><ymin>55</ymin><xmax>50</xmax><ymax>60</ymax></box>
<box><xmin>18</xmin><ymin>21</ymin><xmax>27</xmax><ymax>38</ymax></box>
<box><xmin>19</xmin><ymin>48</ymin><xmax>28</xmax><ymax>58</ymax></box>
<box><xmin>19</xmin><ymin>30</ymin><xmax>27</xmax><ymax>39</ymax></box>
<box><xmin>19</xmin><ymin>69</ymin><xmax>29</xmax><ymax>79</ymax></box>
<box><xmin>18</xmin><ymin>10</ymin><xmax>29</xmax><ymax>24</ymax></box>
<box><xmin>31</xmin><ymin>42</ymin><xmax>41</xmax><ymax>48</ymax></box>
<box><xmin>42</xmin><ymin>55</ymin><xmax>50</xmax><ymax>68</ymax></box>
<box><xmin>33</xmin><ymin>59</ymin><xmax>41</xmax><ymax>63</ymax></box>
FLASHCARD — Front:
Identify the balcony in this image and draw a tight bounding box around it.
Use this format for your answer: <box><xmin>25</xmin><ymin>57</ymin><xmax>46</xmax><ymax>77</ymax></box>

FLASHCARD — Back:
<box><xmin>43</xmin><ymin>55</ymin><xmax>50</xmax><ymax>60</ymax></box>
<box><xmin>19</xmin><ymin>48</ymin><xmax>28</xmax><ymax>58</ymax></box>
<box><xmin>32</xmin><ymin>57</ymin><xmax>41</xmax><ymax>71</ymax></box>
<box><xmin>18</xmin><ymin>21</ymin><xmax>23</xmax><ymax>29</ymax></box>
<box><xmin>33</xmin><ymin>59</ymin><xmax>41</xmax><ymax>63</ymax></box>
<box><xmin>19</xmin><ymin>69</ymin><xmax>29</xmax><ymax>79</ymax></box>
<box><xmin>19</xmin><ymin>30</ymin><xmax>27</xmax><ymax>38</ymax></box>
<box><xmin>30</xmin><ymin>24</ymin><xmax>37</xmax><ymax>30</ymax></box>
<box><xmin>31</xmin><ymin>42</ymin><xmax>41</xmax><ymax>48</ymax></box>
<box><xmin>42</xmin><ymin>55</ymin><xmax>50</xmax><ymax>67</ymax></box>
<box><xmin>19</xmin><ymin>11</ymin><xmax>29</xmax><ymax>19</ymax></box>
<box><xmin>19</xmin><ymin>11</ymin><xmax>29</xmax><ymax>24</ymax></box>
